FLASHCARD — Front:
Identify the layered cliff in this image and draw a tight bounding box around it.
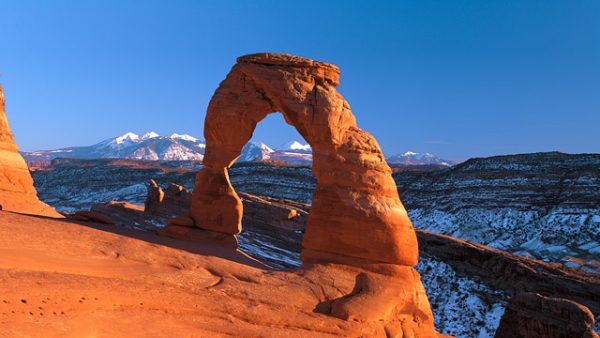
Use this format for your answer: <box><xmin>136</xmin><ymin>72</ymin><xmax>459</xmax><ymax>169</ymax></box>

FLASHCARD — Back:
<box><xmin>395</xmin><ymin>152</ymin><xmax>600</xmax><ymax>272</ymax></box>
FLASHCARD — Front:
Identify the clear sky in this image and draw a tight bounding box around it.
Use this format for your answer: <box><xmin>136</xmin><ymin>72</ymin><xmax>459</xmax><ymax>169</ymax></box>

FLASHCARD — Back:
<box><xmin>1</xmin><ymin>1</ymin><xmax>599</xmax><ymax>160</ymax></box>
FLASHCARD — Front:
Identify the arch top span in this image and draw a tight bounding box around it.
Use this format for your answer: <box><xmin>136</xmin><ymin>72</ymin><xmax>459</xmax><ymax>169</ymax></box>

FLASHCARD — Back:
<box><xmin>237</xmin><ymin>52</ymin><xmax>341</xmax><ymax>86</ymax></box>
<box><xmin>189</xmin><ymin>53</ymin><xmax>419</xmax><ymax>268</ymax></box>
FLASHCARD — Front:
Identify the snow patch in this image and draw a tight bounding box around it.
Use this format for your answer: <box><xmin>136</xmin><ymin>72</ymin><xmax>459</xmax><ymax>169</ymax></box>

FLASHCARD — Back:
<box><xmin>417</xmin><ymin>257</ymin><xmax>507</xmax><ymax>338</ymax></box>
<box><xmin>284</xmin><ymin>140</ymin><xmax>311</xmax><ymax>152</ymax></box>
<box><xmin>169</xmin><ymin>133</ymin><xmax>199</xmax><ymax>142</ymax></box>
<box><xmin>115</xmin><ymin>132</ymin><xmax>140</xmax><ymax>144</ymax></box>
<box><xmin>141</xmin><ymin>131</ymin><xmax>160</xmax><ymax>140</ymax></box>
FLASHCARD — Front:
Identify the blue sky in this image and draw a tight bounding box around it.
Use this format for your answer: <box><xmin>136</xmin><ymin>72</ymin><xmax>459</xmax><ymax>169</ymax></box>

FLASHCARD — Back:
<box><xmin>1</xmin><ymin>1</ymin><xmax>599</xmax><ymax>160</ymax></box>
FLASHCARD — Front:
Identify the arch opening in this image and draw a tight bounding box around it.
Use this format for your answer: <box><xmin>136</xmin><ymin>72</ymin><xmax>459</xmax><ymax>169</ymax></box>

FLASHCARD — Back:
<box><xmin>227</xmin><ymin>112</ymin><xmax>314</xmax><ymax>269</ymax></box>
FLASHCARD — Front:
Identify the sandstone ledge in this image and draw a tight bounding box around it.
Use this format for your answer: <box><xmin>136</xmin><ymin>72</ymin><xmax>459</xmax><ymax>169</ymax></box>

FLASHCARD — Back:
<box><xmin>0</xmin><ymin>211</ymin><xmax>445</xmax><ymax>337</ymax></box>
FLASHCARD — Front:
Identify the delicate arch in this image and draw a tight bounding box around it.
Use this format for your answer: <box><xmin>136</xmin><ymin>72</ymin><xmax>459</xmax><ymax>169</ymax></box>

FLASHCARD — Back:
<box><xmin>189</xmin><ymin>53</ymin><xmax>418</xmax><ymax>267</ymax></box>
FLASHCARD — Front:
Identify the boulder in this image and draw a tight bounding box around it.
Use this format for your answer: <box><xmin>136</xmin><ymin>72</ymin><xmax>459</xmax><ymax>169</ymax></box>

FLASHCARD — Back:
<box><xmin>144</xmin><ymin>179</ymin><xmax>192</xmax><ymax>217</ymax></box>
<box><xmin>73</xmin><ymin>210</ymin><xmax>115</xmax><ymax>225</ymax></box>
<box><xmin>495</xmin><ymin>293</ymin><xmax>599</xmax><ymax>338</ymax></box>
<box><xmin>167</xmin><ymin>215</ymin><xmax>195</xmax><ymax>227</ymax></box>
<box><xmin>158</xmin><ymin>224</ymin><xmax>238</xmax><ymax>249</ymax></box>
<box><xmin>144</xmin><ymin>179</ymin><xmax>164</xmax><ymax>214</ymax></box>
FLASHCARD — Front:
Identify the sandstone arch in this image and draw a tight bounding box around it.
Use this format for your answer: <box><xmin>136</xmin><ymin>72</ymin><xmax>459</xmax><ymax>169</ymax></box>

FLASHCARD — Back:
<box><xmin>0</xmin><ymin>84</ymin><xmax>61</xmax><ymax>217</ymax></box>
<box><xmin>189</xmin><ymin>53</ymin><xmax>419</xmax><ymax>268</ymax></box>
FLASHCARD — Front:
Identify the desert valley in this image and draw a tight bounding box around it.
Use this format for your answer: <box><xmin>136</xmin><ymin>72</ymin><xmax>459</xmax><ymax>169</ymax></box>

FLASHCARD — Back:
<box><xmin>2</xmin><ymin>2</ymin><xmax>600</xmax><ymax>337</ymax></box>
<box><xmin>1</xmin><ymin>53</ymin><xmax>598</xmax><ymax>337</ymax></box>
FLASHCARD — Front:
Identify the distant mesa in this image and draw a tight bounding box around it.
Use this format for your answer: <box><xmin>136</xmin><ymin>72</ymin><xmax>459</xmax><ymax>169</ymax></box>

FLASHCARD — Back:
<box><xmin>0</xmin><ymin>84</ymin><xmax>61</xmax><ymax>217</ymax></box>
<box><xmin>387</xmin><ymin>151</ymin><xmax>454</xmax><ymax>166</ymax></box>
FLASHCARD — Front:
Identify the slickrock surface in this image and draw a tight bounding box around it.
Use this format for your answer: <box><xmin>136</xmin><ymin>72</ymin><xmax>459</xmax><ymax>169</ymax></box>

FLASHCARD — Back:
<box><xmin>0</xmin><ymin>85</ymin><xmax>60</xmax><ymax>217</ymax></box>
<box><xmin>0</xmin><ymin>211</ymin><xmax>443</xmax><ymax>337</ymax></box>
<box><xmin>82</xmin><ymin>182</ymin><xmax>308</xmax><ymax>269</ymax></box>
<box><xmin>494</xmin><ymin>293</ymin><xmax>598</xmax><ymax>338</ymax></box>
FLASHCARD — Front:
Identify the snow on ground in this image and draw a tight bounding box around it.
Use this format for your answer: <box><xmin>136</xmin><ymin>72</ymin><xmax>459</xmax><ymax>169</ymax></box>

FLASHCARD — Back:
<box><xmin>237</xmin><ymin>234</ymin><xmax>301</xmax><ymax>269</ymax></box>
<box><xmin>416</xmin><ymin>257</ymin><xmax>508</xmax><ymax>338</ymax></box>
<box><xmin>169</xmin><ymin>133</ymin><xmax>200</xmax><ymax>143</ymax></box>
<box><xmin>409</xmin><ymin>207</ymin><xmax>600</xmax><ymax>273</ymax></box>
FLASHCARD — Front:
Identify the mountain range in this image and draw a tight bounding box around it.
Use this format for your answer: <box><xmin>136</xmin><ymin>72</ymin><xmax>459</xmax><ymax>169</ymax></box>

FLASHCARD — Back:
<box><xmin>21</xmin><ymin>131</ymin><xmax>454</xmax><ymax>167</ymax></box>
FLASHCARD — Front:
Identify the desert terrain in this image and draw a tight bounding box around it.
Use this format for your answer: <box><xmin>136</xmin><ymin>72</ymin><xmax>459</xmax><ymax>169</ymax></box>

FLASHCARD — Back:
<box><xmin>1</xmin><ymin>211</ymin><xmax>426</xmax><ymax>337</ymax></box>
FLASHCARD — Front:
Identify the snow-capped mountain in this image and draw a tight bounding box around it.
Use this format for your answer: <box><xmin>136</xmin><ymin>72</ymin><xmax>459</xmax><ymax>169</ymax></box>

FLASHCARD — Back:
<box><xmin>22</xmin><ymin>132</ymin><xmax>206</xmax><ymax>162</ymax></box>
<box><xmin>23</xmin><ymin>132</ymin><xmax>451</xmax><ymax>168</ymax></box>
<box><xmin>238</xmin><ymin>140</ymin><xmax>313</xmax><ymax>165</ymax></box>
<box><xmin>170</xmin><ymin>133</ymin><xmax>198</xmax><ymax>142</ymax></box>
<box><xmin>387</xmin><ymin>151</ymin><xmax>453</xmax><ymax>166</ymax></box>
<box><xmin>239</xmin><ymin>142</ymin><xmax>275</xmax><ymax>162</ymax></box>
<box><xmin>242</xmin><ymin>142</ymin><xmax>452</xmax><ymax>167</ymax></box>
<box><xmin>272</xmin><ymin>140</ymin><xmax>313</xmax><ymax>165</ymax></box>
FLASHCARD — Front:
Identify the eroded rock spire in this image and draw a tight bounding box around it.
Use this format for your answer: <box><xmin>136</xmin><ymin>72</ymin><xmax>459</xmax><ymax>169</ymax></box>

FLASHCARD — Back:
<box><xmin>0</xmin><ymin>84</ymin><xmax>61</xmax><ymax>217</ymax></box>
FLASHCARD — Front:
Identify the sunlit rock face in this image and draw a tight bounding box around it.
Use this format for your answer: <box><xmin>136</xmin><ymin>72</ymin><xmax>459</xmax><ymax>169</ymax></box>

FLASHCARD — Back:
<box><xmin>190</xmin><ymin>53</ymin><xmax>419</xmax><ymax>267</ymax></box>
<box><xmin>179</xmin><ymin>53</ymin><xmax>438</xmax><ymax>336</ymax></box>
<box><xmin>0</xmin><ymin>85</ymin><xmax>60</xmax><ymax>217</ymax></box>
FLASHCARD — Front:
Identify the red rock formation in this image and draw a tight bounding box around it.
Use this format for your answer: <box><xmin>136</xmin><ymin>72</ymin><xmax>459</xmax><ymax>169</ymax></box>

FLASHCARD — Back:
<box><xmin>144</xmin><ymin>179</ymin><xmax>165</xmax><ymax>214</ymax></box>
<box><xmin>189</xmin><ymin>53</ymin><xmax>418</xmax><ymax>267</ymax></box>
<box><xmin>144</xmin><ymin>179</ymin><xmax>191</xmax><ymax>217</ymax></box>
<box><xmin>174</xmin><ymin>53</ymin><xmax>437</xmax><ymax>334</ymax></box>
<box><xmin>0</xmin><ymin>84</ymin><xmax>60</xmax><ymax>217</ymax></box>
<box><xmin>72</xmin><ymin>210</ymin><xmax>115</xmax><ymax>224</ymax></box>
<box><xmin>495</xmin><ymin>293</ymin><xmax>599</xmax><ymax>338</ymax></box>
